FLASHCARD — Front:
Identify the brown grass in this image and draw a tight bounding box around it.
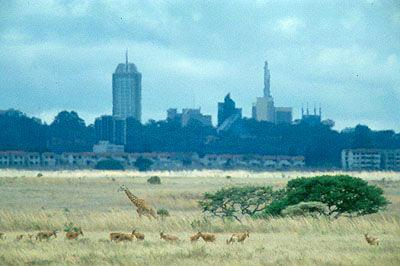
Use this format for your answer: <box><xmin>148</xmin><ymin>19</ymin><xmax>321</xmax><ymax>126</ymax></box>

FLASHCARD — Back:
<box><xmin>0</xmin><ymin>169</ymin><xmax>399</xmax><ymax>265</ymax></box>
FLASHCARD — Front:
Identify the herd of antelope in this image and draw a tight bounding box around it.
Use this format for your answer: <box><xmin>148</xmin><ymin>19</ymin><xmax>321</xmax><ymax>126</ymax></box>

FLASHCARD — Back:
<box><xmin>0</xmin><ymin>230</ymin><xmax>379</xmax><ymax>246</ymax></box>
<box><xmin>0</xmin><ymin>230</ymin><xmax>248</xmax><ymax>244</ymax></box>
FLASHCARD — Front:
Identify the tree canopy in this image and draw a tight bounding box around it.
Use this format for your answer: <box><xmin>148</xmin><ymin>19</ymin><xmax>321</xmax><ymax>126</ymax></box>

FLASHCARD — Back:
<box><xmin>199</xmin><ymin>186</ymin><xmax>284</xmax><ymax>221</ymax></box>
<box><xmin>1</xmin><ymin>109</ymin><xmax>399</xmax><ymax>168</ymax></box>
<box><xmin>264</xmin><ymin>175</ymin><xmax>389</xmax><ymax>218</ymax></box>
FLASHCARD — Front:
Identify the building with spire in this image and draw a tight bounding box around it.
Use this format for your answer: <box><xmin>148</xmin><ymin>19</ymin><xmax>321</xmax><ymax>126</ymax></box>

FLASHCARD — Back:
<box><xmin>112</xmin><ymin>50</ymin><xmax>142</xmax><ymax>121</ymax></box>
<box><xmin>263</xmin><ymin>61</ymin><xmax>271</xmax><ymax>97</ymax></box>
<box><xmin>252</xmin><ymin>61</ymin><xmax>292</xmax><ymax>124</ymax></box>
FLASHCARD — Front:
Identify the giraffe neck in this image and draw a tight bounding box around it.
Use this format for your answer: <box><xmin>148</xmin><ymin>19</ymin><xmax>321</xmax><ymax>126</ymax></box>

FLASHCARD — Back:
<box><xmin>124</xmin><ymin>189</ymin><xmax>141</xmax><ymax>207</ymax></box>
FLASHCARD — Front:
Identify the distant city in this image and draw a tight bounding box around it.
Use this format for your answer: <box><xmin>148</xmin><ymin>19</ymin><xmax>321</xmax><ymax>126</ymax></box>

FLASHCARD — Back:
<box><xmin>96</xmin><ymin>52</ymin><xmax>331</xmax><ymax>148</ymax></box>
<box><xmin>0</xmin><ymin>52</ymin><xmax>399</xmax><ymax>171</ymax></box>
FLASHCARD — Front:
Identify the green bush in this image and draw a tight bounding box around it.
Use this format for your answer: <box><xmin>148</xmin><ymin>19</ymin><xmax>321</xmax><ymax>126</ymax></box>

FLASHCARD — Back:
<box><xmin>157</xmin><ymin>208</ymin><xmax>170</xmax><ymax>220</ymax></box>
<box><xmin>134</xmin><ymin>157</ymin><xmax>153</xmax><ymax>172</ymax></box>
<box><xmin>281</xmin><ymin>201</ymin><xmax>328</xmax><ymax>217</ymax></box>
<box><xmin>147</xmin><ymin>175</ymin><xmax>161</xmax><ymax>185</ymax></box>
<box><xmin>265</xmin><ymin>175</ymin><xmax>389</xmax><ymax>218</ymax></box>
<box><xmin>94</xmin><ymin>160</ymin><xmax>124</xmax><ymax>170</ymax></box>
<box><xmin>199</xmin><ymin>186</ymin><xmax>283</xmax><ymax>222</ymax></box>
<box><xmin>63</xmin><ymin>222</ymin><xmax>81</xmax><ymax>233</ymax></box>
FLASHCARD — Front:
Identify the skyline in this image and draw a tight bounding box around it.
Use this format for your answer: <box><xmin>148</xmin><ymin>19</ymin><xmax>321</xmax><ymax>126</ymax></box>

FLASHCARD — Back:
<box><xmin>0</xmin><ymin>1</ymin><xmax>399</xmax><ymax>131</ymax></box>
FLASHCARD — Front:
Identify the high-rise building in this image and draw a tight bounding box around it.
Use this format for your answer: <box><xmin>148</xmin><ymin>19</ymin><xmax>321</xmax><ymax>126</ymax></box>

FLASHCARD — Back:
<box><xmin>94</xmin><ymin>115</ymin><xmax>127</xmax><ymax>145</ymax></box>
<box><xmin>94</xmin><ymin>115</ymin><xmax>114</xmax><ymax>142</ymax></box>
<box><xmin>253</xmin><ymin>61</ymin><xmax>275</xmax><ymax>122</ymax></box>
<box><xmin>252</xmin><ymin>61</ymin><xmax>292</xmax><ymax>124</ymax></box>
<box><xmin>275</xmin><ymin>107</ymin><xmax>293</xmax><ymax>124</ymax></box>
<box><xmin>300</xmin><ymin>105</ymin><xmax>322</xmax><ymax>126</ymax></box>
<box><xmin>112</xmin><ymin>51</ymin><xmax>142</xmax><ymax>121</ymax></box>
<box><xmin>253</xmin><ymin>96</ymin><xmax>275</xmax><ymax>122</ymax></box>
<box><xmin>113</xmin><ymin>117</ymin><xmax>126</xmax><ymax>145</ymax></box>
<box><xmin>167</xmin><ymin>108</ymin><xmax>212</xmax><ymax>127</ymax></box>
<box><xmin>218</xmin><ymin>93</ymin><xmax>242</xmax><ymax>126</ymax></box>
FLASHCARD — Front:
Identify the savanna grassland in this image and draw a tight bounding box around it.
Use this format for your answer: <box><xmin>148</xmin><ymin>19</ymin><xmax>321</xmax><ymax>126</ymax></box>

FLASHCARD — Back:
<box><xmin>0</xmin><ymin>170</ymin><xmax>399</xmax><ymax>265</ymax></box>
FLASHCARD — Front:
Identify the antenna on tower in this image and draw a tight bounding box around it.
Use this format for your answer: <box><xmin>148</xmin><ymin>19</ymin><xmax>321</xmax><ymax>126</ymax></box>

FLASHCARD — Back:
<box><xmin>125</xmin><ymin>49</ymin><xmax>128</xmax><ymax>72</ymax></box>
<box><xmin>319</xmin><ymin>103</ymin><xmax>322</xmax><ymax>117</ymax></box>
<box><xmin>306</xmin><ymin>102</ymin><xmax>309</xmax><ymax>115</ymax></box>
<box><xmin>301</xmin><ymin>104</ymin><xmax>304</xmax><ymax>117</ymax></box>
<box><xmin>314</xmin><ymin>103</ymin><xmax>317</xmax><ymax>116</ymax></box>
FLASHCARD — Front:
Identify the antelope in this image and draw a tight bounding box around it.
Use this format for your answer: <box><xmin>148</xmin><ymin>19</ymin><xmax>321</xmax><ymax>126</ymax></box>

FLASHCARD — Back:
<box><xmin>190</xmin><ymin>232</ymin><xmax>201</xmax><ymax>243</ymax></box>
<box><xmin>132</xmin><ymin>229</ymin><xmax>145</xmax><ymax>240</ymax></box>
<box><xmin>115</xmin><ymin>233</ymin><xmax>135</xmax><ymax>242</ymax></box>
<box><xmin>28</xmin><ymin>234</ymin><xmax>34</xmax><ymax>240</ymax></box>
<box><xmin>16</xmin><ymin>234</ymin><xmax>24</xmax><ymax>241</ymax></box>
<box><xmin>36</xmin><ymin>230</ymin><xmax>57</xmax><ymax>241</ymax></box>
<box><xmin>109</xmin><ymin>232</ymin><xmax>124</xmax><ymax>241</ymax></box>
<box><xmin>160</xmin><ymin>232</ymin><xmax>179</xmax><ymax>242</ymax></box>
<box><xmin>199</xmin><ymin>232</ymin><xmax>216</xmax><ymax>243</ymax></box>
<box><xmin>364</xmin><ymin>233</ymin><xmax>379</xmax><ymax>245</ymax></box>
<box><xmin>227</xmin><ymin>231</ymin><xmax>250</xmax><ymax>244</ymax></box>
<box><xmin>66</xmin><ymin>228</ymin><xmax>84</xmax><ymax>240</ymax></box>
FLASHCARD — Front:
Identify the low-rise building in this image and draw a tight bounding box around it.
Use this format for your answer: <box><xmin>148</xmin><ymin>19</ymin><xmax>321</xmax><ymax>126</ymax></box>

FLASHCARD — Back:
<box><xmin>342</xmin><ymin>149</ymin><xmax>400</xmax><ymax>170</ymax></box>
<box><xmin>0</xmin><ymin>152</ymin><xmax>10</xmax><ymax>167</ymax></box>
<box><xmin>26</xmin><ymin>152</ymin><xmax>41</xmax><ymax>167</ymax></box>
<box><xmin>0</xmin><ymin>151</ymin><xmax>306</xmax><ymax>170</ymax></box>
<box><xmin>93</xmin><ymin>141</ymin><xmax>124</xmax><ymax>154</ymax></box>
<box><xmin>41</xmin><ymin>153</ymin><xmax>59</xmax><ymax>167</ymax></box>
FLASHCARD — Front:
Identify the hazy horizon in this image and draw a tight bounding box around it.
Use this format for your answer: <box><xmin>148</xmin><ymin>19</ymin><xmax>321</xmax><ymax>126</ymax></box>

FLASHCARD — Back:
<box><xmin>1</xmin><ymin>0</ymin><xmax>399</xmax><ymax>131</ymax></box>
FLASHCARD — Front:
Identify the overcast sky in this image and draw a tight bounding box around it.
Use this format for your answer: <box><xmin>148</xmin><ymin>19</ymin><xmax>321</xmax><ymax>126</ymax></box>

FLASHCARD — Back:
<box><xmin>0</xmin><ymin>0</ymin><xmax>399</xmax><ymax>131</ymax></box>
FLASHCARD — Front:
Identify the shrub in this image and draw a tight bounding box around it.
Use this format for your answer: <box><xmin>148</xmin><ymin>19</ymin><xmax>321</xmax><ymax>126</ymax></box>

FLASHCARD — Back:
<box><xmin>134</xmin><ymin>157</ymin><xmax>153</xmax><ymax>172</ymax></box>
<box><xmin>199</xmin><ymin>186</ymin><xmax>283</xmax><ymax>222</ymax></box>
<box><xmin>63</xmin><ymin>222</ymin><xmax>81</xmax><ymax>233</ymax></box>
<box><xmin>95</xmin><ymin>160</ymin><xmax>124</xmax><ymax>170</ymax></box>
<box><xmin>157</xmin><ymin>208</ymin><xmax>170</xmax><ymax>220</ymax></box>
<box><xmin>281</xmin><ymin>201</ymin><xmax>328</xmax><ymax>217</ymax></box>
<box><xmin>265</xmin><ymin>175</ymin><xmax>389</xmax><ymax>218</ymax></box>
<box><xmin>147</xmin><ymin>175</ymin><xmax>161</xmax><ymax>185</ymax></box>
<box><xmin>37</xmin><ymin>173</ymin><xmax>43</xmax><ymax>177</ymax></box>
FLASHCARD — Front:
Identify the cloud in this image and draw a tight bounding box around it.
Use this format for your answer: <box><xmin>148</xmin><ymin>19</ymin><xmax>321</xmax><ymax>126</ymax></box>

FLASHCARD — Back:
<box><xmin>275</xmin><ymin>17</ymin><xmax>305</xmax><ymax>36</ymax></box>
<box><xmin>0</xmin><ymin>1</ymin><xmax>399</xmax><ymax>131</ymax></box>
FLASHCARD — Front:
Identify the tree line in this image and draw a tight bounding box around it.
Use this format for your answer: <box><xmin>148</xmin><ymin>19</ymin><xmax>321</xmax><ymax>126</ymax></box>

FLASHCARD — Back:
<box><xmin>1</xmin><ymin>109</ymin><xmax>399</xmax><ymax>167</ymax></box>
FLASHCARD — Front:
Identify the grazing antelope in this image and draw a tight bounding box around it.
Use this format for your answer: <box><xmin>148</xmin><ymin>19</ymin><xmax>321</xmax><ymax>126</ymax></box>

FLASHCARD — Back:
<box><xmin>364</xmin><ymin>233</ymin><xmax>379</xmax><ymax>245</ymax></box>
<box><xmin>109</xmin><ymin>232</ymin><xmax>124</xmax><ymax>242</ymax></box>
<box><xmin>0</xmin><ymin>232</ymin><xmax>5</xmax><ymax>240</ymax></box>
<box><xmin>190</xmin><ymin>232</ymin><xmax>201</xmax><ymax>243</ymax></box>
<box><xmin>28</xmin><ymin>234</ymin><xmax>34</xmax><ymax>240</ymax></box>
<box><xmin>115</xmin><ymin>233</ymin><xmax>135</xmax><ymax>242</ymax></box>
<box><xmin>199</xmin><ymin>232</ymin><xmax>216</xmax><ymax>243</ymax></box>
<box><xmin>16</xmin><ymin>234</ymin><xmax>24</xmax><ymax>241</ymax></box>
<box><xmin>36</xmin><ymin>230</ymin><xmax>57</xmax><ymax>241</ymax></box>
<box><xmin>227</xmin><ymin>231</ymin><xmax>250</xmax><ymax>244</ymax></box>
<box><xmin>160</xmin><ymin>232</ymin><xmax>179</xmax><ymax>242</ymax></box>
<box><xmin>132</xmin><ymin>229</ymin><xmax>145</xmax><ymax>240</ymax></box>
<box><xmin>66</xmin><ymin>228</ymin><xmax>84</xmax><ymax>240</ymax></box>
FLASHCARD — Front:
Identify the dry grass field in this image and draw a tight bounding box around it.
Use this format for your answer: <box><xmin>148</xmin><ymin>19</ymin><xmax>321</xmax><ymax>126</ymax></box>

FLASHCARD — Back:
<box><xmin>0</xmin><ymin>169</ymin><xmax>399</xmax><ymax>265</ymax></box>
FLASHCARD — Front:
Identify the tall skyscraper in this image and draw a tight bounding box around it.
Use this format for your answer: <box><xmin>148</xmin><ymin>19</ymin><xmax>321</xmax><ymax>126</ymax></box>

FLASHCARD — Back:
<box><xmin>263</xmin><ymin>61</ymin><xmax>271</xmax><ymax>97</ymax></box>
<box><xmin>252</xmin><ymin>60</ymin><xmax>292</xmax><ymax>124</ymax></box>
<box><xmin>112</xmin><ymin>51</ymin><xmax>142</xmax><ymax>121</ymax></box>
<box><xmin>253</xmin><ymin>61</ymin><xmax>275</xmax><ymax>122</ymax></box>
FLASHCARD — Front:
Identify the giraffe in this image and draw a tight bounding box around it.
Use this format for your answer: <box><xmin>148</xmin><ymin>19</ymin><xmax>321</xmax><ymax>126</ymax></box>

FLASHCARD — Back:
<box><xmin>118</xmin><ymin>185</ymin><xmax>157</xmax><ymax>219</ymax></box>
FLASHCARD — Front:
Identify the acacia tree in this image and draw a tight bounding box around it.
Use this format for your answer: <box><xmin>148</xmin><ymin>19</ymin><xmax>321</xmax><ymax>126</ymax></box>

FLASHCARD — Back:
<box><xmin>199</xmin><ymin>186</ymin><xmax>284</xmax><ymax>222</ymax></box>
<box><xmin>264</xmin><ymin>175</ymin><xmax>389</xmax><ymax>218</ymax></box>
